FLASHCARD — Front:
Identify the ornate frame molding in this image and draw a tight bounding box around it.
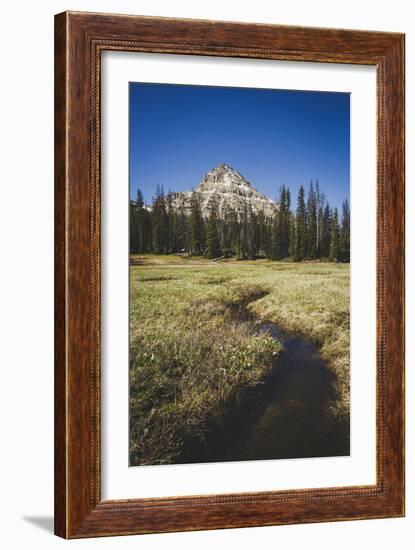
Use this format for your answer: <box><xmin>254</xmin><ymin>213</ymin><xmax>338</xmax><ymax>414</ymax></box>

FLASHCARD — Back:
<box><xmin>55</xmin><ymin>11</ymin><xmax>404</xmax><ymax>538</ymax></box>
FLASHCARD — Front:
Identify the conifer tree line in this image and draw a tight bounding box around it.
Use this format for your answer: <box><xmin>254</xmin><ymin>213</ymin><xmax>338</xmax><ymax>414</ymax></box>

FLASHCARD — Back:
<box><xmin>130</xmin><ymin>181</ymin><xmax>350</xmax><ymax>262</ymax></box>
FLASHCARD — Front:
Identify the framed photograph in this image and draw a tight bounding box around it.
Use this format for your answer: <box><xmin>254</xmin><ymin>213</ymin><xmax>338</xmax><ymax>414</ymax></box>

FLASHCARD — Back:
<box><xmin>54</xmin><ymin>11</ymin><xmax>405</xmax><ymax>538</ymax></box>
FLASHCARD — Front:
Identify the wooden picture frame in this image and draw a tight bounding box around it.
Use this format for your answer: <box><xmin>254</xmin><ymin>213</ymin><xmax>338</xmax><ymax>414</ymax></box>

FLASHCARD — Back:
<box><xmin>54</xmin><ymin>11</ymin><xmax>405</xmax><ymax>538</ymax></box>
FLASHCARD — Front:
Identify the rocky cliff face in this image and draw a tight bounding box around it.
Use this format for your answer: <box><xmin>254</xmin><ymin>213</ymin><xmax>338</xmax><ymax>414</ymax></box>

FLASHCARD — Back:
<box><xmin>170</xmin><ymin>164</ymin><xmax>276</xmax><ymax>219</ymax></box>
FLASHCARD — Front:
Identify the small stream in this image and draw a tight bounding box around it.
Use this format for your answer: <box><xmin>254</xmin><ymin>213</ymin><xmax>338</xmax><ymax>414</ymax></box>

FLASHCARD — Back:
<box><xmin>178</xmin><ymin>322</ymin><xmax>349</xmax><ymax>464</ymax></box>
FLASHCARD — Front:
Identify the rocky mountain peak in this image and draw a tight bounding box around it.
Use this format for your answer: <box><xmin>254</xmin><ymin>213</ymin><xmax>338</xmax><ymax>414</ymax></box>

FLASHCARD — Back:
<box><xmin>170</xmin><ymin>164</ymin><xmax>277</xmax><ymax>220</ymax></box>
<box><xmin>198</xmin><ymin>164</ymin><xmax>254</xmax><ymax>194</ymax></box>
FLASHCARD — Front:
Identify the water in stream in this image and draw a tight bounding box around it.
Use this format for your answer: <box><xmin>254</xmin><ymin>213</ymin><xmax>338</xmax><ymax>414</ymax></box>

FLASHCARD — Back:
<box><xmin>178</xmin><ymin>322</ymin><xmax>350</xmax><ymax>464</ymax></box>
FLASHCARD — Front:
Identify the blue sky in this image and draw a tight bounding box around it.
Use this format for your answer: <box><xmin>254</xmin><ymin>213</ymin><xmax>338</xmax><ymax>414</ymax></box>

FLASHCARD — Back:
<box><xmin>129</xmin><ymin>82</ymin><xmax>350</xmax><ymax>210</ymax></box>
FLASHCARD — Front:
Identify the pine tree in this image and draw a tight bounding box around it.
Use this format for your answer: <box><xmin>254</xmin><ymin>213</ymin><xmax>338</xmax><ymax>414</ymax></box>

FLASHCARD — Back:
<box><xmin>205</xmin><ymin>206</ymin><xmax>221</xmax><ymax>259</ymax></box>
<box><xmin>271</xmin><ymin>209</ymin><xmax>281</xmax><ymax>260</ymax></box>
<box><xmin>263</xmin><ymin>221</ymin><xmax>272</xmax><ymax>258</ymax></box>
<box><xmin>246</xmin><ymin>205</ymin><xmax>257</xmax><ymax>260</ymax></box>
<box><xmin>316</xmin><ymin>190</ymin><xmax>325</xmax><ymax>258</ymax></box>
<box><xmin>339</xmin><ymin>199</ymin><xmax>350</xmax><ymax>262</ymax></box>
<box><xmin>152</xmin><ymin>185</ymin><xmax>168</xmax><ymax>254</ymax></box>
<box><xmin>142</xmin><ymin>208</ymin><xmax>152</xmax><ymax>252</ymax></box>
<box><xmin>138</xmin><ymin>187</ymin><xmax>152</xmax><ymax>253</ymax></box>
<box><xmin>130</xmin><ymin>199</ymin><xmax>138</xmax><ymax>253</ymax></box>
<box><xmin>228</xmin><ymin>209</ymin><xmax>240</xmax><ymax>257</ymax></box>
<box><xmin>213</xmin><ymin>200</ymin><xmax>225</xmax><ymax>255</ymax></box>
<box><xmin>176</xmin><ymin>200</ymin><xmax>188</xmax><ymax>253</ymax></box>
<box><xmin>271</xmin><ymin>185</ymin><xmax>291</xmax><ymax>260</ymax></box>
<box><xmin>239</xmin><ymin>202</ymin><xmax>249</xmax><ymax>259</ymax></box>
<box><xmin>330</xmin><ymin>207</ymin><xmax>341</xmax><ymax>261</ymax></box>
<box><xmin>283</xmin><ymin>188</ymin><xmax>291</xmax><ymax>258</ymax></box>
<box><xmin>130</xmin><ymin>188</ymin><xmax>143</xmax><ymax>253</ymax></box>
<box><xmin>307</xmin><ymin>181</ymin><xmax>318</xmax><ymax>259</ymax></box>
<box><xmin>165</xmin><ymin>191</ymin><xmax>175</xmax><ymax>253</ymax></box>
<box><xmin>289</xmin><ymin>212</ymin><xmax>296</xmax><ymax>258</ymax></box>
<box><xmin>189</xmin><ymin>191</ymin><xmax>205</xmax><ymax>255</ymax></box>
<box><xmin>295</xmin><ymin>185</ymin><xmax>307</xmax><ymax>261</ymax></box>
<box><xmin>320</xmin><ymin>202</ymin><xmax>332</xmax><ymax>258</ymax></box>
<box><xmin>257</xmin><ymin>210</ymin><xmax>270</xmax><ymax>258</ymax></box>
<box><xmin>220</xmin><ymin>204</ymin><xmax>232</xmax><ymax>257</ymax></box>
<box><xmin>256</xmin><ymin>211</ymin><xmax>272</xmax><ymax>259</ymax></box>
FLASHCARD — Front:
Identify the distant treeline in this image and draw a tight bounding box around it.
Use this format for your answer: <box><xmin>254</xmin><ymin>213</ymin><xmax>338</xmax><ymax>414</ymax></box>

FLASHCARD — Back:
<box><xmin>130</xmin><ymin>182</ymin><xmax>350</xmax><ymax>262</ymax></box>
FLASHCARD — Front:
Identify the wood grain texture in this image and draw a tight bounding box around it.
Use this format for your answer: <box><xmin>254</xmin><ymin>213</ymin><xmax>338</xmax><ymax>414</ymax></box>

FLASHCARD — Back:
<box><xmin>54</xmin><ymin>11</ymin><xmax>405</xmax><ymax>539</ymax></box>
<box><xmin>54</xmin><ymin>11</ymin><xmax>68</xmax><ymax>538</ymax></box>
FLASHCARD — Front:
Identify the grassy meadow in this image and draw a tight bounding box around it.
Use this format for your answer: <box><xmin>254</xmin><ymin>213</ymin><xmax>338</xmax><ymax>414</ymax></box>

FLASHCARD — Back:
<box><xmin>129</xmin><ymin>255</ymin><xmax>350</xmax><ymax>466</ymax></box>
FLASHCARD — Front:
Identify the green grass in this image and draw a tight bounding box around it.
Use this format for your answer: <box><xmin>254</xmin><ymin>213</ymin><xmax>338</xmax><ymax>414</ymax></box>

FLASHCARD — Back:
<box><xmin>129</xmin><ymin>256</ymin><xmax>349</xmax><ymax>466</ymax></box>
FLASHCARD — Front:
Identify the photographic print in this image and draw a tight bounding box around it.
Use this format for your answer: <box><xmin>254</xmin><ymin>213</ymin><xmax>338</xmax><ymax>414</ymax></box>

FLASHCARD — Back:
<box><xmin>129</xmin><ymin>82</ymin><xmax>350</xmax><ymax>467</ymax></box>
